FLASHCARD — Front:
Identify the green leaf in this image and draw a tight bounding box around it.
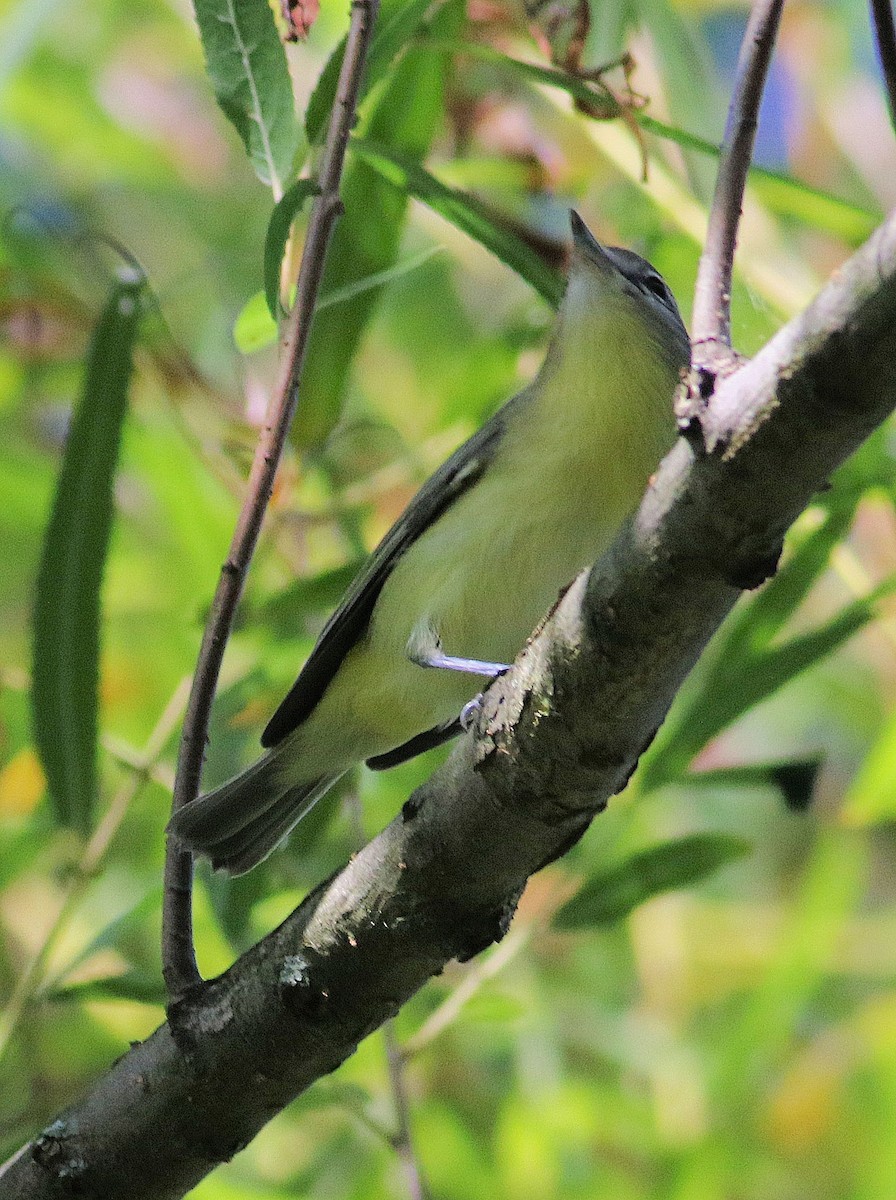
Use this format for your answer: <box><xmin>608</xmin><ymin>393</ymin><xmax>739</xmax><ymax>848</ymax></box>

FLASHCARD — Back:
<box><xmin>643</xmin><ymin>574</ymin><xmax>896</xmax><ymax>792</ymax></box>
<box><xmin>686</xmin><ymin>760</ymin><xmax>822</xmax><ymax>812</ymax></box>
<box><xmin>32</xmin><ymin>270</ymin><xmax>144</xmax><ymax>834</ymax></box>
<box><xmin>305</xmin><ymin>0</ymin><xmax>440</xmax><ymax>145</ymax></box>
<box><xmin>295</xmin><ymin>0</ymin><xmax>463</xmax><ymax>448</ymax></box>
<box><xmin>47</xmin><ymin>969</ymin><xmax>167</xmax><ymax>1006</ymax></box>
<box><xmin>236</xmin><ymin>245</ymin><xmax>446</xmax><ymax>354</ymax></box>
<box><xmin>352</xmin><ymin>139</ymin><xmax>564</xmax><ymax>308</ymax></box>
<box><xmin>263</xmin><ymin>177</ymin><xmax>319</xmax><ymax>318</ymax></box>
<box><xmin>554</xmin><ymin>833</ymin><xmax>750</xmax><ymax>929</ymax></box>
<box><xmin>193</xmin><ymin>0</ymin><xmax>299</xmax><ymax>193</ymax></box>
<box><xmin>844</xmin><ymin>705</ymin><xmax>896</xmax><ymax>825</ymax></box>
<box><xmin>554</xmin><ymin>835</ymin><xmax>748</xmax><ymax>926</ymax></box>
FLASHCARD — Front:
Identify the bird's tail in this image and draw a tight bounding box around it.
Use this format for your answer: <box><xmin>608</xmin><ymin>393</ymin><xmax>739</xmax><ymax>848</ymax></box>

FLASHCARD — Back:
<box><xmin>169</xmin><ymin>749</ymin><xmax>338</xmax><ymax>875</ymax></box>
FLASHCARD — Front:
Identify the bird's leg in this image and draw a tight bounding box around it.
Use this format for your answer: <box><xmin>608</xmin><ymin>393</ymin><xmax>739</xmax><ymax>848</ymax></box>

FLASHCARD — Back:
<box><xmin>406</xmin><ymin>621</ymin><xmax>509</xmax><ymax>678</ymax></box>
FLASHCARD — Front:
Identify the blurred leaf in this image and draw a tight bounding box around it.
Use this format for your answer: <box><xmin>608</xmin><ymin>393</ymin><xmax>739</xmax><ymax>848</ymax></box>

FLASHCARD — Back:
<box><xmin>32</xmin><ymin>270</ymin><xmax>144</xmax><ymax>834</ymax></box>
<box><xmin>722</xmin><ymin>496</ymin><xmax>861</xmax><ymax>660</ymax></box>
<box><xmin>295</xmin><ymin>0</ymin><xmax>463</xmax><ymax>447</ymax></box>
<box><xmin>686</xmin><ymin>759</ymin><xmax>822</xmax><ymax>812</ymax></box>
<box><xmin>352</xmin><ymin>139</ymin><xmax>564</xmax><ymax>306</ymax></box>
<box><xmin>235</xmin><ymin>246</ymin><xmax>445</xmax><ymax>354</ymax></box>
<box><xmin>254</xmin><ymin>562</ymin><xmax>364</xmax><ymax>636</ymax></box>
<box><xmin>635</xmin><ymin>0</ymin><xmax>721</xmax><ymax>200</ymax></box>
<box><xmin>844</xmin><ymin>707</ymin><xmax>896</xmax><ymax>825</ymax></box>
<box><xmin>55</xmin><ymin>889</ymin><xmax>161</xmax><ymax>983</ymax></box>
<box><xmin>193</xmin><ymin>0</ymin><xmax>299</xmax><ymax>193</ymax></box>
<box><xmin>305</xmin><ymin>0</ymin><xmax>441</xmax><ymax>145</ymax></box>
<box><xmin>263</xmin><ymin>177</ymin><xmax>319</xmax><ymax>317</ymax></box>
<box><xmin>47</xmin><ymin>969</ymin><xmax>167</xmax><ymax>1006</ymax></box>
<box><xmin>640</xmin><ymin>487</ymin><xmax>890</xmax><ymax>791</ymax></box>
<box><xmin>645</xmin><ymin>586</ymin><xmax>894</xmax><ymax>792</ymax></box>
<box><xmin>554</xmin><ymin>833</ymin><xmax>751</xmax><ymax>929</ymax></box>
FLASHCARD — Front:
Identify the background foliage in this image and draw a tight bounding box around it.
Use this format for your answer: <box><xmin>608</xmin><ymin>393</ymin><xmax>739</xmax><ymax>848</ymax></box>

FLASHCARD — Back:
<box><xmin>3</xmin><ymin>0</ymin><xmax>896</xmax><ymax>1196</ymax></box>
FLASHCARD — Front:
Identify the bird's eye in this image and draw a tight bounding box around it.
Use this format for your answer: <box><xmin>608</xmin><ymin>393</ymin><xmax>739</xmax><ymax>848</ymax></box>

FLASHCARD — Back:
<box><xmin>641</xmin><ymin>275</ymin><xmax>668</xmax><ymax>302</ymax></box>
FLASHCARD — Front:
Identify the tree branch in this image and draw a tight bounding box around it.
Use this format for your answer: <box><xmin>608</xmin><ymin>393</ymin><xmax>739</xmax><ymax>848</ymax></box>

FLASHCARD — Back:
<box><xmin>4</xmin><ymin>207</ymin><xmax>896</xmax><ymax>1200</ymax></box>
<box><xmin>690</xmin><ymin>0</ymin><xmax>784</xmax><ymax>375</ymax></box>
<box><xmin>871</xmin><ymin>0</ymin><xmax>896</xmax><ymax>134</ymax></box>
<box><xmin>162</xmin><ymin>0</ymin><xmax>380</xmax><ymax>997</ymax></box>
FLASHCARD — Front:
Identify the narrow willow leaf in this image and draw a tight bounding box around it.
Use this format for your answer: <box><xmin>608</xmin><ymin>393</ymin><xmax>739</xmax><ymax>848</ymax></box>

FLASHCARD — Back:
<box><xmin>305</xmin><ymin>0</ymin><xmax>440</xmax><ymax>145</ymax></box>
<box><xmin>237</xmin><ymin>246</ymin><xmax>446</xmax><ymax>352</ymax></box>
<box><xmin>295</xmin><ymin>0</ymin><xmax>462</xmax><ymax>448</ymax></box>
<box><xmin>263</xmin><ymin>178</ymin><xmax>319</xmax><ymax>318</ymax></box>
<box><xmin>352</xmin><ymin>138</ymin><xmax>564</xmax><ymax>307</ymax></box>
<box><xmin>32</xmin><ymin>269</ymin><xmax>145</xmax><ymax>834</ymax></box>
<box><xmin>687</xmin><ymin>760</ymin><xmax>822</xmax><ymax>812</ymax></box>
<box><xmin>643</xmin><ymin>575</ymin><xmax>896</xmax><ymax>792</ymax></box>
<box><xmin>554</xmin><ymin>834</ymin><xmax>750</xmax><ymax>929</ymax></box>
<box><xmin>193</xmin><ymin>0</ymin><xmax>299</xmax><ymax>193</ymax></box>
<box><xmin>47</xmin><ymin>971</ymin><xmax>168</xmax><ymax>1006</ymax></box>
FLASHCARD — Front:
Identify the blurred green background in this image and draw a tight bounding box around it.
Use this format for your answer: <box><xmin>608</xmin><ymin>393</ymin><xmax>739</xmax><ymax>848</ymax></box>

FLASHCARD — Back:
<box><xmin>3</xmin><ymin>0</ymin><xmax>896</xmax><ymax>1195</ymax></box>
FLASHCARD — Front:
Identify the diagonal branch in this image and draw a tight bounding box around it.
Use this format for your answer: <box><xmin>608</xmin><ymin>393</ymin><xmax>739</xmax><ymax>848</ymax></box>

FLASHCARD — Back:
<box><xmin>161</xmin><ymin>0</ymin><xmax>380</xmax><ymax>997</ymax></box>
<box><xmin>690</xmin><ymin>0</ymin><xmax>785</xmax><ymax>373</ymax></box>
<box><xmin>870</xmin><ymin>0</ymin><xmax>896</xmax><ymax>134</ymax></box>
<box><xmin>5</xmin><ymin>207</ymin><xmax>896</xmax><ymax>1200</ymax></box>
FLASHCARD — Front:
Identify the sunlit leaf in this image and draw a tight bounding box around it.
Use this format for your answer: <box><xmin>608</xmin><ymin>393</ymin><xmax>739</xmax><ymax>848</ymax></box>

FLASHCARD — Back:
<box><xmin>32</xmin><ymin>269</ymin><xmax>144</xmax><ymax>834</ymax></box>
<box><xmin>843</xmin><ymin>708</ymin><xmax>896</xmax><ymax>825</ymax></box>
<box><xmin>554</xmin><ymin>833</ymin><xmax>751</xmax><ymax>929</ymax></box>
<box><xmin>193</xmin><ymin>0</ymin><xmax>299</xmax><ymax>193</ymax></box>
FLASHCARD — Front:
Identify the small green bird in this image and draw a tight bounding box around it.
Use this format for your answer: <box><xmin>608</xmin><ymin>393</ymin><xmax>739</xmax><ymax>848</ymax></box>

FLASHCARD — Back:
<box><xmin>171</xmin><ymin>212</ymin><xmax>690</xmax><ymax>873</ymax></box>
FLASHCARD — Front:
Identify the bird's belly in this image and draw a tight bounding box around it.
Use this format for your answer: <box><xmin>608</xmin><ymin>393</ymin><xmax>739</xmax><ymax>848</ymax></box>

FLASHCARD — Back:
<box><xmin>373</xmin><ymin>465</ymin><xmax>619</xmax><ymax>674</ymax></box>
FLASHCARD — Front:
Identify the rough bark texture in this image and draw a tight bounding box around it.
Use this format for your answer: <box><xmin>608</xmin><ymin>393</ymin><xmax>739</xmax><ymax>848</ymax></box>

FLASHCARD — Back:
<box><xmin>3</xmin><ymin>213</ymin><xmax>896</xmax><ymax>1199</ymax></box>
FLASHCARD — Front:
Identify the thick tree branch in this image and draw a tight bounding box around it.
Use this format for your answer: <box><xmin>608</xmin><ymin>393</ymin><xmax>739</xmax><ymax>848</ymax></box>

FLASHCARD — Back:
<box><xmin>162</xmin><ymin>0</ymin><xmax>380</xmax><ymax>996</ymax></box>
<box><xmin>4</xmin><ymin>210</ymin><xmax>896</xmax><ymax>1200</ymax></box>
<box><xmin>690</xmin><ymin>0</ymin><xmax>784</xmax><ymax>374</ymax></box>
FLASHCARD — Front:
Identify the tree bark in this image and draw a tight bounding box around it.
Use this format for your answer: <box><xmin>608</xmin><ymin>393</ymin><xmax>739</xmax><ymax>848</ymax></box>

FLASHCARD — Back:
<box><xmin>4</xmin><ymin>211</ymin><xmax>896</xmax><ymax>1200</ymax></box>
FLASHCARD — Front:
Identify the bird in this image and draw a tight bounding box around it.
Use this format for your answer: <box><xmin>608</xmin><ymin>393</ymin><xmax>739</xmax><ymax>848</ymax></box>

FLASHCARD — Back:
<box><xmin>170</xmin><ymin>211</ymin><xmax>690</xmax><ymax>874</ymax></box>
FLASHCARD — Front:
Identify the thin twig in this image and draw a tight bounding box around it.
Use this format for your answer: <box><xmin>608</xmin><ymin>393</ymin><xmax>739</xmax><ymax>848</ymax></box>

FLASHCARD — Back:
<box><xmin>0</xmin><ymin>678</ymin><xmax>189</xmax><ymax>1067</ymax></box>
<box><xmin>161</xmin><ymin>0</ymin><xmax>381</xmax><ymax>998</ymax></box>
<box><xmin>345</xmin><ymin>791</ymin><xmax>427</xmax><ymax>1197</ymax></box>
<box><xmin>401</xmin><ymin>926</ymin><xmax>530</xmax><ymax>1060</ymax></box>
<box><xmin>689</xmin><ymin>0</ymin><xmax>785</xmax><ymax>371</ymax></box>
<box><xmin>384</xmin><ymin>1023</ymin><xmax>428</xmax><ymax>1200</ymax></box>
<box><xmin>871</xmin><ymin>0</ymin><xmax>896</xmax><ymax>133</ymax></box>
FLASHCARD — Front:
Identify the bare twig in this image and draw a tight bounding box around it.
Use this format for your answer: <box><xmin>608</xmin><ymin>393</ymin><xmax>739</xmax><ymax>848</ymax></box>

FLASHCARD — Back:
<box><xmin>871</xmin><ymin>0</ymin><xmax>896</xmax><ymax>134</ymax></box>
<box><xmin>161</xmin><ymin>0</ymin><xmax>380</xmax><ymax>998</ymax></box>
<box><xmin>384</xmin><ymin>1024</ymin><xmax>428</xmax><ymax>1200</ymax></box>
<box><xmin>689</xmin><ymin>0</ymin><xmax>785</xmax><ymax>378</ymax></box>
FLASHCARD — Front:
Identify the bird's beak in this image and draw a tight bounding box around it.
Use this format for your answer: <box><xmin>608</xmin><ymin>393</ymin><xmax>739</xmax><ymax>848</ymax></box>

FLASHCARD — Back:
<box><xmin>569</xmin><ymin>210</ymin><xmax>613</xmax><ymax>274</ymax></box>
